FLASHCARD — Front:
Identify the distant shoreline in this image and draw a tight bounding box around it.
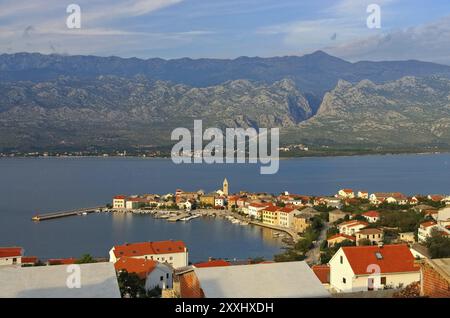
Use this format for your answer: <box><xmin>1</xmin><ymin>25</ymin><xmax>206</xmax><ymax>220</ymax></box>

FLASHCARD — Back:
<box><xmin>1</xmin><ymin>150</ymin><xmax>449</xmax><ymax>160</ymax></box>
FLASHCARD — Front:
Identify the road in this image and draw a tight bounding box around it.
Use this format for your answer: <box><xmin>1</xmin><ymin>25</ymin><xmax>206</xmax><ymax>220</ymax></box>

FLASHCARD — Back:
<box><xmin>305</xmin><ymin>222</ymin><xmax>329</xmax><ymax>265</ymax></box>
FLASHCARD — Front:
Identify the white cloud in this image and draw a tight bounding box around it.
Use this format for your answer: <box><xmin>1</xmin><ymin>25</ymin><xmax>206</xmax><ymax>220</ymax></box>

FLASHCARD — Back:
<box><xmin>326</xmin><ymin>15</ymin><xmax>450</xmax><ymax>64</ymax></box>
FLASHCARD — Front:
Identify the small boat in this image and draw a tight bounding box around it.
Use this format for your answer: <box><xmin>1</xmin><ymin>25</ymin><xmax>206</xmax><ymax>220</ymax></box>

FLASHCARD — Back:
<box><xmin>82</xmin><ymin>212</ymin><xmax>88</xmax><ymax>216</ymax></box>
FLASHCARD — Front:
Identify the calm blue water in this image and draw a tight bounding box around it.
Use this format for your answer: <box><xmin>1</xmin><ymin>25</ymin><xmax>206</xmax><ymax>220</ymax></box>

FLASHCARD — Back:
<box><xmin>0</xmin><ymin>153</ymin><xmax>449</xmax><ymax>261</ymax></box>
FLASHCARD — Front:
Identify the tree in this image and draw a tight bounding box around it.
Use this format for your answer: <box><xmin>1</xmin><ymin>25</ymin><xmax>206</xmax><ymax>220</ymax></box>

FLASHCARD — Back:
<box><xmin>327</xmin><ymin>227</ymin><xmax>339</xmax><ymax>238</ymax></box>
<box><xmin>117</xmin><ymin>270</ymin><xmax>147</xmax><ymax>298</ymax></box>
<box><xmin>426</xmin><ymin>231</ymin><xmax>450</xmax><ymax>258</ymax></box>
<box><xmin>76</xmin><ymin>254</ymin><xmax>97</xmax><ymax>264</ymax></box>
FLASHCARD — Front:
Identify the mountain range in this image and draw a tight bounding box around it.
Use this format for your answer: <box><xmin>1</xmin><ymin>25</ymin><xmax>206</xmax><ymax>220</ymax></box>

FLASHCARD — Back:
<box><xmin>1</xmin><ymin>51</ymin><xmax>450</xmax><ymax>154</ymax></box>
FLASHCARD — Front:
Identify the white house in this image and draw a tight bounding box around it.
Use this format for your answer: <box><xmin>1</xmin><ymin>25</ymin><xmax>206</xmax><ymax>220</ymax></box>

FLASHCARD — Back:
<box><xmin>357</xmin><ymin>191</ymin><xmax>369</xmax><ymax>199</ymax></box>
<box><xmin>355</xmin><ymin>228</ymin><xmax>384</xmax><ymax>246</ymax></box>
<box><xmin>338</xmin><ymin>189</ymin><xmax>355</xmax><ymax>199</ymax></box>
<box><xmin>114</xmin><ymin>257</ymin><xmax>173</xmax><ymax>290</ymax></box>
<box><xmin>437</xmin><ymin>207</ymin><xmax>450</xmax><ymax>227</ymax></box>
<box><xmin>338</xmin><ymin>220</ymin><xmax>369</xmax><ymax>236</ymax></box>
<box><xmin>329</xmin><ymin>244</ymin><xmax>420</xmax><ymax>293</ymax></box>
<box><xmin>247</xmin><ymin>203</ymin><xmax>270</xmax><ymax>219</ymax></box>
<box><xmin>214</xmin><ymin>197</ymin><xmax>226</xmax><ymax>208</ymax></box>
<box><xmin>369</xmin><ymin>193</ymin><xmax>408</xmax><ymax>205</ymax></box>
<box><xmin>361</xmin><ymin>211</ymin><xmax>380</xmax><ymax>223</ymax></box>
<box><xmin>112</xmin><ymin>195</ymin><xmax>126</xmax><ymax>209</ymax></box>
<box><xmin>0</xmin><ymin>247</ymin><xmax>23</xmax><ymax>266</ymax></box>
<box><xmin>277</xmin><ymin>207</ymin><xmax>301</xmax><ymax>228</ymax></box>
<box><xmin>109</xmin><ymin>240</ymin><xmax>188</xmax><ymax>269</ymax></box>
<box><xmin>125</xmin><ymin>197</ymin><xmax>142</xmax><ymax>210</ymax></box>
<box><xmin>418</xmin><ymin>221</ymin><xmax>439</xmax><ymax>243</ymax></box>
<box><xmin>177</xmin><ymin>200</ymin><xmax>193</xmax><ymax>211</ymax></box>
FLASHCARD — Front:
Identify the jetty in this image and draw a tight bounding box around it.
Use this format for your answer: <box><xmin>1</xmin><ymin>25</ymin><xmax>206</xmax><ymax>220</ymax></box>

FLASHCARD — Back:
<box><xmin>167</xmin><ymin>213</ymin><xmax>189</xmax><ymax>222</ymax></box>
<box><xmin>32</xmin><ymin>206</ymin><xmax>104</xmax><ymax>222</ymax></box>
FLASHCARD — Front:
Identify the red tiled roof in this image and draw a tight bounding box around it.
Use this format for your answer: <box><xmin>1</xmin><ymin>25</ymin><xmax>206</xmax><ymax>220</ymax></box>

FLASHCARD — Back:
<box><xmin>114</xmin><ymin>195</ymin><xmax>126</xmax><ymax>200</ymax></box>
<box><xmin>194</xmin><ymin>260</ymin><xmax>230</xmax><ymax>268</ymax></box>
<box><xmin>114</xmin><ymin>257</ymin><xmax>157</xmax><ymax>279</ymax></box>
<box><xmin>312</xmin><ymin>265</ymin><xmax>330</xmax><ymax>284</ymax></box>
<box><xmin>362</xmin><ymin>211</ymin><xmax>380</xmax><ymax>218</ymax></box>
<box><xmin>21</xmin><ymin>256</ymin><xmax>38</xmax><ymax>264</ymax></box>
<box><xmin>420</xmin><ymin>221</ymin><xmax>437</xmax><ymax>228</ymax></box>
<box><xmin>328</xmin><ymin>234</ymin><xmax>356</xmax><ymax>242</ymax></box>
<box><xmin>342</xmin><ymin>189</ymin><xmax>354</xmax><ymax>193</ymax></box>
<box><xmin>0</xmin><ymin>247</ymin><xmax>22</xmax><ymax>258</ymax></box>
<box><xmin>178</xmin><ymin>271</ymin><xmax>205</xmax><ymax>298</ymax></box>
<box><xmin>339</xmin><ymin>220</ymin><xmax>368</xmax><ymax>228</ymax></box>
<box><xmin>357</xmin><ymin>228</ymin><xmax>383</xmax><ymax>235</ymax></box>
<box><xmin>113</xmin><ymin>240</ymin><xmax>187</xmax><ymax>258</ymax></box>
<box><xmin>278</xmin><ymin>207</ymin><xmax>297</xmax><ymax>213</ymax></box>
<box><xmin>263</xmin><ymin>206</ymin><xmax>280</xmax><ymax>212</ymax></box>
<box><xmin>342</xmin><ymin>244</ymin><xmax>419</xmax><ymax>275</ymax></box>
<box><xmin>429</xmin><ymin>195</ymin><xmax>444</xmax><ymax>201</ymax></box>
<box><xmin>48</xmin><ymin>258</ymin><xmax>77</xmax><ymax>265</ymax></box>
<box><xmin>249</xmin><ymin>202</ymin><xmax>271</xmax><ymax>208</ymax></box>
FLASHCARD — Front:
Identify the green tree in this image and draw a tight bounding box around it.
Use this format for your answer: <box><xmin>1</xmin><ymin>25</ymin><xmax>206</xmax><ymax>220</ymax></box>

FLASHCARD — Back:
<box><xmin>117</xmin><ymin>270</ymin><xmax>147</xmax><ymax>298</ymax></box>
<box><xmin>76</xmin><ymin>254</ymin><xmax>97</xmax><ymax>264</ymax></box>
<box><xmin>426</xmin><ymin>231</ymin><xmax>450</xmax><ymax>258</ymax></box>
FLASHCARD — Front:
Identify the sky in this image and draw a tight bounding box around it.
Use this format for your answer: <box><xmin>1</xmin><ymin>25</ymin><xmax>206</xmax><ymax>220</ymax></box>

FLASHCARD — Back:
<box><xmin>1</xmin><ymin>0</ymin><xmax>450</xmax><ymax>64</ymax></box>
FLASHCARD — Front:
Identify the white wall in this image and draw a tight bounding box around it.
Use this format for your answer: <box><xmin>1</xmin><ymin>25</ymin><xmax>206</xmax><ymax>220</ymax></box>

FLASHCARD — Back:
<box><xmin>0</xmin><ymin>256</ymin><xmax>22</xmax><ymax>266</ymax></box>
<box><xmin>145</xmin><ymin>263</ymin><xmax>173</xmax><ymax>290</ymax></box>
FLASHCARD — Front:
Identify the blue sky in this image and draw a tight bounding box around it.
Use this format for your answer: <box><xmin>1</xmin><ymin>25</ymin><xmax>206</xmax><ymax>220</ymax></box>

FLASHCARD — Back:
<box><xmin>1</xmin><ymin>0</ymin><xmax>450</xmax><ymax>63</ymax></box>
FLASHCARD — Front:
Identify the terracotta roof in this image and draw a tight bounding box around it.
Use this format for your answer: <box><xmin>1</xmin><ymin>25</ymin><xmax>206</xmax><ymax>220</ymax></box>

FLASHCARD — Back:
<box><xmin>341</xmin><ymin>244</ymin><xmax>419</xmax><ymax>275</ymax></box>
<box><xmin>357</xmin><ymin>228</ymin><xmax>383</xmax><ymax>235</ymax></box>
<box><xmin>177</xmin><ymin>270</ymin><xmax>205</xmax><ymax>298</ymax></box>
<box><xmin>328</xmin><ymin>234</ymin><xmax>356</xmax><ymax>242</ymax></box>
<box><xmin>113</xmin><ymin>240</ymin><xmax>187</xmax><ymax>258</ymax></box>
<box><xmin>194</xmin><ymin>260</ymin><xmax>230</xmax><ymax>268</ymax></box>
<box><xmin>341</xmin><ymin>189</ymin><xmax>354</xmax><ymax>193</ymax></box>
<box><xmin>278</xmin><ymin>207</ymin><xmax>297</xmax><ymax>213</ymax></box>
<box><xmin>114</xmin><ymin>195</ymin><xmax>126</xmax><ymax>200</ymax></box>
<box><xmin>48</xmin><ymin>258</ymin><xmax>77</xmax><ymax>265</ymax></box>
<box><xmin>249</xmin><ymin>202</ymin><xmax>271</xmax><ymax>208</ymax></box>
<box><xmin>373</xmin><ymin>192</ymin><xmax>407</xmax><ymax>200</ymax></box>
<box><xmin>339</xmin><ymin>220</ymin><xmax>369</xmax><ymax>228</ymax></box>
<box><xmin>114</xmin><ymin>257</ymin><xmax>157</xmax><ymax>279</ymax></box>
<box><xmin>429</xmin><ymin>195</ymin><xmax>444</xmax><ymax>201</ymax></box>
<box><xmin>263</xmin><ymin>206</ymin><xmax>280</xmax><ymax>212</ymax></box>
<box><xmin>362</xmin><ymin>211</ymin><xmax>380</xmax><ymax>218</ymax></box>
<box><xmin>0</xmin><ymin>247</ymin><xmax>22</xmax><ymax>258</ymax></box>
<box><xmin>21</xmin><ymin>256</ymin><xmax>38</xmax><ymax>264</ymax></box>
<box><xmin>312</xmin><ymin>265</ymin><xmax>330</xmax><ymax>284</ymax></box>
<box><xmin>421</xmin><ymin>221</ymin><xmax>437</xmax><ymax>228</ymax></box>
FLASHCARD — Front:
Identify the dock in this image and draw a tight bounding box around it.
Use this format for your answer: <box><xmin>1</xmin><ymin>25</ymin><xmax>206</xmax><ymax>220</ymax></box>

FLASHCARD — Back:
<box><xmin>32</xmin><ymin>206</ymin><xmax>105</xmax><ymax>221</ymax></box>
<box><xmin>167</xmin><ymin>213</ymin><xmax>189</xmax><ymax>222</ymax></box>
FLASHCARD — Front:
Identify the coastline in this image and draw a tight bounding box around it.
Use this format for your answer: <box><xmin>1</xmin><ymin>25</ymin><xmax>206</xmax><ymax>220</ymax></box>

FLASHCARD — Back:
<box><xmin>1</xmin><ymin>149</ymin><xmax>449</xmax><ymax>160</ymax></box>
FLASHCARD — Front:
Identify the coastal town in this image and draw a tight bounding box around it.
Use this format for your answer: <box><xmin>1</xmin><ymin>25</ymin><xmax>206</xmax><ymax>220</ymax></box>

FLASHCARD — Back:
<box><xmin>1</xmin><ymin>179</ymin><xmax>450</xmax><ymax>298</ymax></box>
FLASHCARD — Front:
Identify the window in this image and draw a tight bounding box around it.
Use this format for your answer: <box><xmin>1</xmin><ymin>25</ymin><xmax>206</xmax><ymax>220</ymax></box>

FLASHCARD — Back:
<box><xmin>343</xmin><ymin>278</ymin><xmax>346</xmax><ymax>284</ymax></box>
<box><xmin>381</xmin><ymin>277</ymin><xmax>387</xmax><ymax>285</ymax></box>
<box><xmin>340</xmin><ymin>256</ymin><xmax>343</xmax><ymax>264</ymax></box>
<box><xmin>166</xmin><ymin>273</ymin><xmax>169</xmax><ymax>279</ymax></box>
<box><xmin>160</xmin><ymin>276</ymin><xmax>164</xmax><ymax>281</ymax></box>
